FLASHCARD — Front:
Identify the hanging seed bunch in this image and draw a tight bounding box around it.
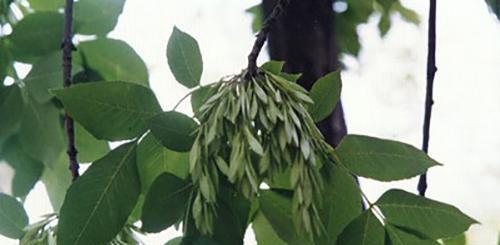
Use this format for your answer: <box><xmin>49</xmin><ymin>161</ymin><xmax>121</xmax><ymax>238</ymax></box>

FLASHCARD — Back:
<box><xmin>189</xmin><ymin>69</ymin><xmax>332</xmax><ymax>236</ymax></box>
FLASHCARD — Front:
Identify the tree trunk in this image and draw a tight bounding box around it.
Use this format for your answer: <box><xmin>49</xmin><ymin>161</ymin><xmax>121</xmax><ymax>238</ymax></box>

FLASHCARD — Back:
<box><xmin>263</xmin><ymin>0</ymin><xmax>347</xmax><ymax>147</ymax></box>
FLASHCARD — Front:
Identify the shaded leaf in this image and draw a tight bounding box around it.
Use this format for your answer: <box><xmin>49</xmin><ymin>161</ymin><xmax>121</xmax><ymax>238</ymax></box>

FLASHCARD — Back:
<box><xmin>386</xmin><ymin>224</ymin><xmax>439</xmax><ymax>245</ymax></box>
<box><xmin>0</xmin><ymin>85</ymin><xmax>25</xmax><ymax>139</ymax></box>
<box><xmin>336</xmin><ymin>211</ymin><xmax>385</xmax><ymax>245</ymax></box>
<box><xmin>53</xmin><ymin>82</ymin><xmax>162</xmax><ymax>141</ymax></box>
<box><xmin>9</xmin><ymin>12</ymin><xmax>64</xmax><ymax>61</ymax></box>
<box><xmin>336</xmin><ymin>135</ymin><xmax>441</xmax><ymax>181</ymax></box>
<box><xmin>191</xmin><ymin>86</ymin><xmax>216</xmax><ymax>115</ymax></box>
<box><xmin>41</xmin><ymin>153</ymin><xmax>72</xmax><ymax>212</ymax></box>
<box><xmin>261</xmin><ymin>61</ymin><xmax>284</xmax><ymax>75</ymax></box>
<box><xmin>441</xmin><ymin>233</ymin><xmax>467</xmax><ymax>245</ymax></box>
<box><xmin>308</xmin><ymin>71</ymin><xmax>342</xmax><ymax>122</ymax></box>
<box><xmin>246</xmin><ymin>4</ymin><xmax>263</xmax><ymax>33</ymax></box>
<box><xmin>167</xmin><ymin>27</ymin><xmax>203</xmax><ymax>88</ymax></box>
<box><xmin>75</xmin><ymin>122</ymin><xmax>110</xmax><ymax>163</ymax></box>
<box><xmin>2</xmin><ymin>136</ymin><xmax>43</xmax><ymax>198</ymax></box>
<box><xmin>58</xmin><ymin>143</ymin><xmax>140</xmax><ymax>245</ymax></box>
<box><xmin>141</xmin><ymin>173</ymin><xmax>192</xmax><ymax>233</ymax></box>
<box><xmin>147</xmin><ymin>111</ymin><xmax>198</xmax><ymax>152</ymax></box>
<box><xmin>79</xmin><ymin>39</ymin><xmax>149</xmax><ymax>86</ymax></box>
<box><xmin>0</xmin><ymin>193</ymin><xmax>29</xmax><ymax>239</ymax></box>
<box><xmin>25</xmin><ymin>51</ymin><xmax>82</xmax><ymax>103</ymax></box>
<box><xmin>74</xmin><ymin>0</ymin><xmax>125</xmax><ymax>35</ymax></box>
<box><xmin>252</xmin><ymin>212</ymin><xmax>287</xmax><ymax>245</ymax></box>
<box><xmin>316</xmin><ymin>164</ymin><xmax>362</xmax><ymax>244</ymax></box>
<box><xmin>137</xmin><ymin>133</ymin><xmax>189</xmax><ymax>193</ymax></box>
<box><xmin>19</xmin><ymin>99</ymin><xmax>65</xmax><ymax>166</ymax></box>
<box><xmin>376</xmin><ymin>189</ymin><xmax>477</xmax><ymax>239</ymax></box>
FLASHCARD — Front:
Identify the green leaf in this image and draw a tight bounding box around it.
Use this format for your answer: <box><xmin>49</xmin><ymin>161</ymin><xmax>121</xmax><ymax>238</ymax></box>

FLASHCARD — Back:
<box><xmin>41</xmin><ymin>153</ymin><xmax>72</xmax><ymax>212</ymax></box>
<box><xmin>28</xmin><ymin>0</ymin><xmax>64</xmax><ymax>11</ymax></box>
<box><xmin>8</xmin><ymin>12</ymin><xmax>64</xmax><ymax>61</ymax></box>
<box><xmin>2</xmin><ymin>136</ymin><xmax>43</xmax><ymax>198</ymax></box>
<box><xmin>0</xmin><ymin>85</ymin><xmax>25</xmax><ymax>138</ymax></box>
<box><xmin>258</xmin><ymin>191</ymin><xmax>312</xmax><ymax>245</ymax></box>
<box><xmin>261</xmin><ymin>61</ymin><xmax>285</xmax><ymax>75</ymax></box>
<box><xmin>378</xmin><ymin>13</ymin><xmax>391</xmax><ymax>37</ymax></box>
<box><xmin>180</xmin><ymin>236</ymin><xmax>220</xmax><ymax>245</ymax></box>
<box><xmin>19</xmin><ymin>99</ymin><xmax>65</xmax><ymax>166</ymax></box>
<box><xmin>0</xmin><ymin>193</ymin><xmax>29</xmax><ymax>239</ymax></box>
<box><xmin>191</xmin><ymin>86</ymin><xmax>216</xmax><ymax>115</ymax></box>
<box><xmin>336</xmin><ymin>135</ymin><xmax>441</xmax><ymax>181</ymax></box>
<box><xmin>53</xmin><ymin>82</ymin><xmax>162</xmax><ymax>141</ymax></box>
<box><xmin>212</xmin><ymin>188</ymin><xmax>250</xmax><ymax>245</ymax></box>
<box><xmin>137</xmin><ymin>133</ymin><xmax>189</xmax><ymax>193</ymax></box>
<box><xmin>376</xmin><ymin>189</ymin><xmax>477</xmax><ymax>239</ymax></box>
<box><xmin>386</xmin><ymin>225</ymin><xmax>439</xmax><ymax>245</ymax></box>
<box><xmin>147</xmin><ymin>111</ymin><xmax>198</xmax><ymax>152</ymax></box>
<box><xmin>25</xmin><ymin>51</ymin><xmax>82</xmax><ymax>103</ymax></box>
<box><xmin>308</xmin><ymin>71</ymin><xmax>342</xmax><ymax>122</ymax></box>
<box><xmin>246</xmin><ymin>4</ymin><xmax>263</xmax><ymax>33</ymax></box>
<box><xmin>141</xmin><ymin>173</ymin><xmax>192</xmax><ymax>233</ymax></box>
<box><xmin>336</xmin><ymin>211</ymin><xmax>385</xmax><ymax>245</ymax></box>
<box><xmin>165</xmin><ymin>237</ymin><xmax>183</xmax><ymax>245</ymax></box>
<box><xmin>394</xmin><ymin>2</ymin><xmax>420</xmax><ymax>24</ymax></box>
<box><xmin>75</xmin><ymin>122</ymin><xmax>110</xmax><ymax>163</ymax></box>
<box><xmin>58</xmin><ymin>142</ymin><xmax>140</xmax><ymax>245</ymax></box>
<box><xmin>167</xmin><ymin>26</ymin><xmax>203</xmax><ymax>88</ymax></box>
<box><xmin>441</xmin><ymin>233</ymin><xmax>467</xmax><ymax>245</ymax></box>
<box><xmin>316</xmin><ymin>164</ymin><xmax>362</xmax><ymax>244</ymax></box>
<box><xmin>79</xmin><ymin>39</ymin><xmax>149</xmax><ymax>86</ymax></box>
<box><xmin>74</xmin><ymin>0</ymin><xmax>125</xmax><ymax>35</ymax></box>
<box><xmin>252</xmin><ymin>213</ymin><xmax>287</xmax><ymax>245</ymax></box>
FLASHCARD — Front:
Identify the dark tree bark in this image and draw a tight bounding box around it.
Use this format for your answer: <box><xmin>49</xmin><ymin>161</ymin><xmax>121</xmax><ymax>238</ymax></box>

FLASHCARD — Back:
<box><xmin>263</xmin><ymin>0</ymin><xmax>347</xmax><ymax>147</ymax></box>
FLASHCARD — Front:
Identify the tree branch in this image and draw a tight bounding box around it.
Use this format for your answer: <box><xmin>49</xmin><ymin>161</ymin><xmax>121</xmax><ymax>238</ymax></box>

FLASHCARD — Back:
<box><xmin>62</xmin><ymin>0</ymin><xmax>79</xmax><ymax>181</ymax></box>
<box><xmin>418</xmin><ymin>0</ymin><xmax>437</xmax><ymax>196</ymax></box>
<box><xmin>246</xmin><ymin>0</ymin><xmax>291</xmax><ymax>77</ymax></box>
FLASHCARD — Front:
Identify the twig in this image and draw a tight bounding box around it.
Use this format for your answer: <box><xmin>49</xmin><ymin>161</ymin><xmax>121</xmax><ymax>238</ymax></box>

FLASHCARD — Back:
<box><xmin>418</xmin><ymin>0</ymin><xmax>437</xmax><ymax>196</ymax></box>
<box><xmin>246</xmin><ymin>0</ymin><xmax>291</xmax><ymax>78</ymax></box>
<box><xmin>62</xmin><ymin>0</ymin><xmax>79</xmax><ymax>181</ymax></box>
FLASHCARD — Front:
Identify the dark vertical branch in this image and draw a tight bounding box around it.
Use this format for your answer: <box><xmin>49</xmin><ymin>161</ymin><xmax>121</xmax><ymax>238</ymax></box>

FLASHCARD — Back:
<box><xmin>418</xmin><ymin>0</ymin><xmax>437</xmax><ymax>196</ymax></box>
<box><xmin>247</xmin><ymin>0</ymin><xmax>291</xmax><ymax>77</ymax></box>
<box><xmin>62</xmin><ymin>0</ymin><xmax>79</xmax><ymax>181</ymax></box>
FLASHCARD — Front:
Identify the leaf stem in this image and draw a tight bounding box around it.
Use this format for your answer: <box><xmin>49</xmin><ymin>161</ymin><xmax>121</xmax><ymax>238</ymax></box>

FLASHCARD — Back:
<box><xmin>62</xmin><ymin>0</ymin><xmax>79</xmax><ymax>181</ymax></box>
<box><xmin>418</xmin><ymin>0</ymin><xmax>437</xmax><ymax>196</ymax></box>
<box><xmin>246</xmin><ymin>0</ymin><xmax>291</xmax><ymax>78</ymax></box>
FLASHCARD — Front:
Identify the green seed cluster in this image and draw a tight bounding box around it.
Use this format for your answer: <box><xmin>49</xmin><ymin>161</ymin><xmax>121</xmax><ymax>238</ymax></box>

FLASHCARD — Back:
<box><xmin>189</xmin><ymin>70</ymin><xmax>331</xmax><ymax>236</ymax></box>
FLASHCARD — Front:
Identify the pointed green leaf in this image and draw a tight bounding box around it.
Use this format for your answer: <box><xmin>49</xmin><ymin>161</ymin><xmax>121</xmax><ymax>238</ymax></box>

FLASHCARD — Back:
<box><xmin>58</xmin><ymin>143</ymin><xmax>140</xmax><ymax>245</ymax></box>
<box><xmin>336</xmin><ymin>211</ymin><xmax>385</xmax><ymax>245</ymax></box>
<box><xmin>74</xmin><ymin>0</ymin><xmax>125</xmax><ymax>35</ymax></box>
<box><xmin>8</xmin><ymin>12</ymin><xmax>64</xmax><ymax>61</ymax></box>
<box><xmin>261</xmin><ymin>61</ymin><xmax>285</xmax><ymax>75</ymax></box>
<box><xmin>79</xmin><ymin>39</ymin><xmax>149</xmax><ymax>86</ymax></box>
<box><xmin>336</xmin><ymin>135</ymin><xmax>441</xmax><ymax>181</ymax></box>
<box><xmin>386</xmin><ymin>225</ymin><xmax>439</xmax><ymax>245</ymax></box>
<box><xmin>141</xmin><ymin>173</ymin><xmax>192</xmax><ymax>233</ymax></box>
<box><xmin>212</xmin><ymin>187</ymin><xmax>250</xmax><ymax>245</ymax></box>
<box><xmin>317</xmin><ymin>165</ymin><xmax>362</xmax><ymax>244</ymax></box>
<box><xmin>167</xmin><ymin>27</ymin><xmax>203</xmax><ymax>88</ymax></box>
<box><xmin>146</xmin><ymin>111</ymin><xmax>198</xmax><ymax>152</ymax></box>
<box><xmin>376</xmin><ymin>189</ymin><xmax>477</xmax><ymax>239</ymax></box>
<box><xmin>53</xmin><ymin>82</ymin><xmax>162</xmax><ymax>141</ymax></box>
<box><xmin>137</xmin><ymin>133</ymin><xmax>189</xmax><ymax>193</ymax></box>
<box><xmin>246</xmin><ymin>4</ymin><xmax>263</xmax><ymax>33</ymax></box>
<box><xmin>308</xmin><ymin>71</ymin><xmax>342</xmax><ymax>122</ymax></box>
<box><xmin>19</xmin><ymin>99</ymin><xmax>65</xmax><ymax>166</ymax></box>
<box><xmin>0</xmin><ymin>193</ymin><xmax>29</xmax><ymax>239</ymax></box>
<box><xmin>2</xmin><ymin>136</ymin><xmax>43</xmax><ymax>198</ymax></box>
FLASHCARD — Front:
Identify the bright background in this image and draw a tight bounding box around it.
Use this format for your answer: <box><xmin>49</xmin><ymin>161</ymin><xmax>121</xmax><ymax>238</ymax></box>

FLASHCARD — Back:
<box><xmin>1</xmin><ymin>0</ymin><xmax>499</xmax><ymax>244</ymax></box>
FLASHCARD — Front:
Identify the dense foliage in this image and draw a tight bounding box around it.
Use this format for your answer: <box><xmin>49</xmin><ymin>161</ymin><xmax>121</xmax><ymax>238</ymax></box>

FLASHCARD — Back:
<box><xmin>1</xmin><ymin>0</ymin><xmax>493</xmax><ymax>244</ymax></box>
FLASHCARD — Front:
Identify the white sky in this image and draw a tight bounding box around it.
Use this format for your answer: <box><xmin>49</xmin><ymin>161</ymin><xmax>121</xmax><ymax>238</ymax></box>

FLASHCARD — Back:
<box><xmin>1</xmin><ymin>0</ymin><xmax>500</xmax><ymax>244</ymax></box>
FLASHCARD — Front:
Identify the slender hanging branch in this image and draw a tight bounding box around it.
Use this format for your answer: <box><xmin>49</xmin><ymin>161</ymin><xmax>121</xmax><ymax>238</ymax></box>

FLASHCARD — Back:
<box><xmin>62</xmin><ymin>0</ymin><xmax>79</xmax><ymax>181</ymax></box>
<box><xmin>246</xmin><ymin>0</ymin><xmax>291</xmax><ymax>77</ymax></box>
<box><xmin>418</xmin><ymin>0</ymin><xmax>437</xmax><ymax>196</ymax></box>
